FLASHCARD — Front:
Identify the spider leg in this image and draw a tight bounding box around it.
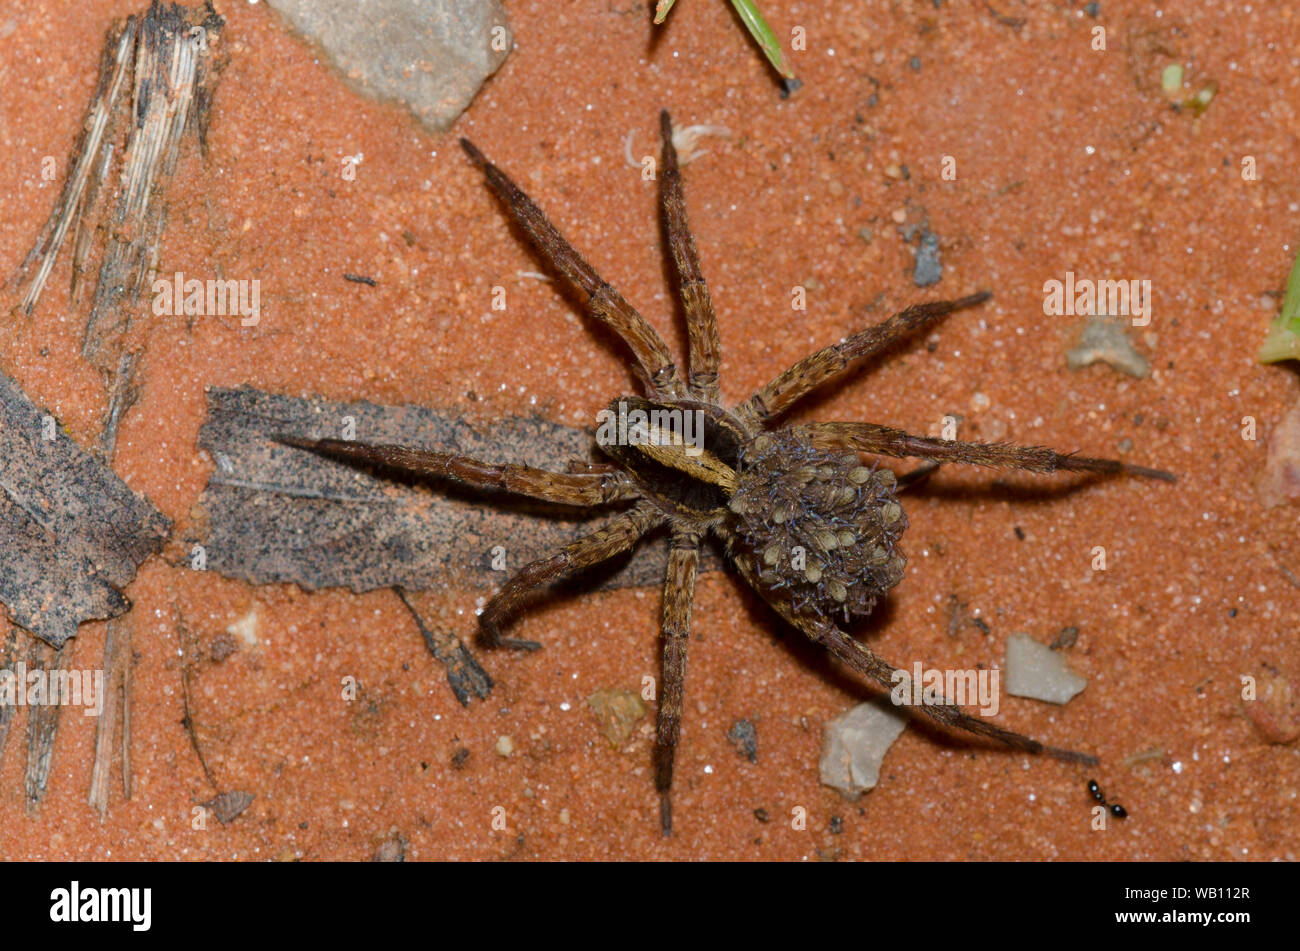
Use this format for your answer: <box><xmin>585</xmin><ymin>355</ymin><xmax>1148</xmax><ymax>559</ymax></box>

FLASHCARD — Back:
<box><xmin>659</xmin><ymin>111</ymin><xmax>721</xmax><ymax>403</ymax></box>
<box><xmin>654</xmin><ymin>530</ymin><xmax>699</xmax><ymax>836</ymax></box>
<box><xmin>479</xmin><ymin>501</ymin><xmax>663</xmax><ymax>650</ymax></box>
<box><xmin>795</xmin><ymin>422</ymin><xmax>1176</xmax><ymax>482</ymax></box>
<box><xmin>277</xmin><ymin>436</ymin><xmax>642</xmax><ymax>505</ymax></box>
<box><xmin>459</xmin><ymin>138</ymin><xmax>686</xmax><ymax>399</ymax></box>
<box><xmin>735</xmin><ymin>292</ymin><xmax>991</xmax><ymax>425</ymax></box>
<box><xmin>809</xmin><ymin>611</ymin><xmax>1096</xmax><ymax>763</ymax></box>
<box><xmin>562</xmin><ymin>459</ymin><xmax>620</xmax><ymax>475</ymax></box>
<box><xmin>728</xmin><ymin>550</ymin><xmax>1097</xmax><ymax>764</ymax></box>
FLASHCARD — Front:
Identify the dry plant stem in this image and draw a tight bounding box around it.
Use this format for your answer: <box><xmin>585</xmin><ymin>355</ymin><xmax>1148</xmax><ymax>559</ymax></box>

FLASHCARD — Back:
<box><xmin>290</xmin><ymin>110</ymin><xmax>1172</xmax><ymax>833</ymax></box>
<box><xmin>88</xmin><ymin>357</ymin><xmax>144</xmax><ymax>815</ymax></box>
<box><xmin>24</xmin><ymin>639</ymin><xmax>71</xmax><ymax>812</ymax></box>
<box><xmin>177</xmin><ymin>615</ymin><xmax>218</xmax><ymax>790</ymax></box>
<box><xmin>83</xmin><ymin>5</ymin><xmax>212</xmax><ymax>377</ymax></box>
<box><xmin>0</xmin><ymin>626</ymin><xmax>18</xmax><ymax>772</ymax></box>
<box><xmin>88</xmin><ymin>620</ymin><xmax>127</xmax><ymax>817</ymax></box>
<box><xmin>121</xmin><ymin>626</ymin><xmax>133</xmax><ymax>800</ymax></box>
<box><xmin>10</xmin><ymin>19</ymin><xmax>136</xmax><ymax>314</ymax></box>
<box><xmin>88</xmin><ymin>363</ymin><xmax>141</xmax><ymax>813</ymax></box>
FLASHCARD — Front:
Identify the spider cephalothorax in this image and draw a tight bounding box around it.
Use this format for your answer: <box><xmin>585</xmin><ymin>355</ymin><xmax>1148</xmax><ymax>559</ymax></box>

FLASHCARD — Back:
<box><xmin>288</xmin><ymin>111</ymin><xmax>1173</xmax><ymax>835</ymax></box>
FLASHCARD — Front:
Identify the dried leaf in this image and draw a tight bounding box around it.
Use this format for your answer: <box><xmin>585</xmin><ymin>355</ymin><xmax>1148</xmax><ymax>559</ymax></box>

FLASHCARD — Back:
<box><xmin>0</xmin><ymin>372</ymin><xmax>169</xmax><ymax>647</ymax></box>
<box><xmin>192</xmin><ymin>385</ymin><xmax>721</xmax><ymax>594</ymax></box>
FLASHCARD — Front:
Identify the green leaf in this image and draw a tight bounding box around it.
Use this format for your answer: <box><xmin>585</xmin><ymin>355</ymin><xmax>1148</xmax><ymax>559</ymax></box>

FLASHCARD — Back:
<box><xmin>1160</xmin><ymin>63</ymin><xmax>1184</xmax><ymax>95</ymax></box>
<box><xmin>652</xmin><ymin>0</ymin><xmax>795</xmax><ymax>82</ymax></box>
<box><xmin>1259</xmin><ymin>239</ymin><xmax>1300</xmax><ymax>363</ymax></box>
<box><xmin>729</xmin><ymin>0</ymin><xmax>794</xmax><ymax>78</ymax></box>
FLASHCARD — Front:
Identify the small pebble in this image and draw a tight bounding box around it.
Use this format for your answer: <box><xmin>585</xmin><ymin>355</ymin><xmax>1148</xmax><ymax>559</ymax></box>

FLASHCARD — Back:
<box><xmin>1066</xmin><ymin>315</ymin><xmax>1150</xmax><ymax>378</ymax></box>
<box><xmin>1005</xmin><ymin>633</ymin><xmax>1087</xmax><ymax>703</ymax></box>
<box><xmin>819</xmin><ymin>701</ymin><xmax>908</xmax><ymax>798</ymax></box>
<box><xmin>913</xmin><ymin>229</ymin><xmax>942</xmax><ymax>287</ymax></box>
<box><xmin>727</xmin><ymin>719</ymin><xmax>759</xmax><ymax>763</ymax></box>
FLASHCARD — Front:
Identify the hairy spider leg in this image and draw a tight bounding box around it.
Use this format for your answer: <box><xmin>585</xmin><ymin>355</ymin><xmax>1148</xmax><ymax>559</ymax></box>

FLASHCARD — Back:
<box><xmin>277</xmin><ymin>436</ymin><xmax>642</xmax><ymax>505</ymax></box>
<box><xmin>659</xmin><ymin>110</ymin><xmax>721</xmax><ymax>403</ymax></box>
<box><xmin>460</xmin><ymin>137</ymin><xmax>686</xmax><ymax>399</ymax></box>
<box><xmin>653</xmin><ymin>530</ymin><xmax>700</xmax><ymax>835</ymax></box>
<box><xmin>736</xmin><ymin>292</ymin><xmax>993</xmax><ymax>425</ymax></box>
<box><xmin>479</xmin><ymin>502</ymin><xmax>664</xmax><ymax>651</ymax></box>
<box><xmin>796</xmin><ymin>422</ymin><xmax>1176</xmax><ymax>482</ymax></box>
<box><xmin>728</xmin><ymin>548</ymin><xmax>1099</xmax><ymax>765</ymax></box>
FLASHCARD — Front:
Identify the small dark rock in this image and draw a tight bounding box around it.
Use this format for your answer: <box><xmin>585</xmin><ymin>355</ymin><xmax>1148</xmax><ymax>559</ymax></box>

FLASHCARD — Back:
<box><xmin>913</xmin><ymin>229</ymin><xmax>942</xmax><ymax>287</ymax></box>
<box><xmin>727</xmin><ymin>719</ymin><xmax>759</xmax><ymax>763</ymax></box>
<box><xmin>208</xmin><ymin>632</ymin><xmax>238</xmax><ymax>662</ymax></box>
<box><xmin>1050</xmin><ymin>626</ymin><xmax>1080</xmax><ymax>650</ymax></box>
<box><xmin>204</xmin><ymin>790</ymin><xmax>255</xmax><ymax>824</ymax></box>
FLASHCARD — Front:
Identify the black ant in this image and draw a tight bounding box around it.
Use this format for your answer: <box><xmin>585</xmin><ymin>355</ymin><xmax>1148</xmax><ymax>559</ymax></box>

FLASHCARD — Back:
<box><xmin>1087</xmin><ymin>779</ymin><xmax>1128</xmax><ymax>819</ymax></box>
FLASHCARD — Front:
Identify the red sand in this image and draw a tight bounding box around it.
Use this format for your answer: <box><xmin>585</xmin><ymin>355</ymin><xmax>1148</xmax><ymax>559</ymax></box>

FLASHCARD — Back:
<box><xmin>0</xmin><ymin>0</ymin><xmax>1296</xmax><ymax>860</ymax></box>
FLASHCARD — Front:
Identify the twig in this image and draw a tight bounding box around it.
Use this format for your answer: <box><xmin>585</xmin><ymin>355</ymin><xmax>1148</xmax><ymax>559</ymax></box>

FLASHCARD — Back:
<box><xmin>0</xmin><ymin>626</ymin><xmax>18</xmax><ymax>773</ymax></box>
<box><xmin>24</xmin><ymin>639</ymin><xmax>71</xmax><ymax>812</ymax></box>
<box><xmin>397</xmin><ymin>589</ymin><xmax>493</xmax><ymax>706</ymax></box>
<box><xmin>177</xmin><ymin>614</ymin><xmax>218</xmax><ymax>791</ymax></box>
<box><xmin>88</xmin><ymin>620</ymin><xmax>127</xmax><ymax>817</ymax></box>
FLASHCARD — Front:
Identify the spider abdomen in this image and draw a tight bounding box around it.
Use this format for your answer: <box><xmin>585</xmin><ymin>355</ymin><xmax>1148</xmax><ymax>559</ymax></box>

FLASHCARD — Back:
<box><xmin>728</xmin><ymin>430</ymin><xmax>907</xmax><ymax>621</ymax></box>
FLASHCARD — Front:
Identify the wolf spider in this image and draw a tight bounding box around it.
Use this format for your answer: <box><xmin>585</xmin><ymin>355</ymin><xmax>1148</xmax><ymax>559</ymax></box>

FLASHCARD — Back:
<box><xmin>287</xmin><ymin>111</ymin><xmax>1173</xmax><ymax>835</ymax></box>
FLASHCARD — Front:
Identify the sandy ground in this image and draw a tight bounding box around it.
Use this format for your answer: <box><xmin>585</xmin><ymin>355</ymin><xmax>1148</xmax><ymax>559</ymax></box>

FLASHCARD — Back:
<box><xmin>0</xmin><ymin>0</ymin><xmax>1297</xmax><ymax>860</ymax></box>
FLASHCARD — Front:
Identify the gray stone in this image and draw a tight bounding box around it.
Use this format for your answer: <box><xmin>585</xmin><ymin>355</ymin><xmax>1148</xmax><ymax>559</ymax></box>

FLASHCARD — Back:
<box><xmin>1004</xmin><ymin>633</ymin><xmax>1087</xmax><ymax>704</ymax></box>
<box><xmin>912</xmin><ymin>228</ymin><xmax>942</xmax><ymax>287</ymax></box>
<box><xmin>203</xmin><ymin>790</ymin><xmax>255</xmax><ymax>824</ymax></box>
<box><xmin>265</xmin><ymin>0</ymin><xmax>511</xmax><ymax>132</ymax></box>
<box><xmin>727</xmin><ymin>718</ymin><xmax>759</xmax><ymax>763</ymax></box>
<box><xmin>819</xmin><ymin>701</ymin><xmax>908</xmax><ymax>798</ymax></box>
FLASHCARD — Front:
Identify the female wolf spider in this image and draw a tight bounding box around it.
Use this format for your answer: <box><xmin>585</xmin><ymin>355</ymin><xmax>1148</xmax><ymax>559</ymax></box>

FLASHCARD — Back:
<box><xmin>287</xmin><ymin>111</ymin><xmax>1173</xmax><ymax>835</ymax></box>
